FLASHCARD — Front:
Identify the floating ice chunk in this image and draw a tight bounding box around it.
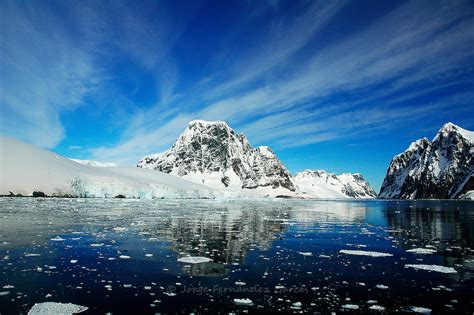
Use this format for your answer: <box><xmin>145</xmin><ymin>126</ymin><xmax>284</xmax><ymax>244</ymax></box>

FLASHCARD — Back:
<box><xmin>410</xmin><ymin>306</ymin><xmax>432</xmax><ymax>313</ymax></box>
<box><xmin>50</xmin><ymin>236</ymin><xmax>65</xmax><ymax>242</ymax></box>
<box><xmin>70</xmin><ymin>260</ymin><xmax>78</xmax><ymax>264</ymax></box>
<box><xmin>177</xmin><ymin>256</ymin><xmax>212</xmax><ymax>264</ymax></box>
<box><xmin>339</xmin><ymin>250</ymin><xmax>393</xmax><ymax>257</ymax></box>
<box><xmin>27</xmin><ymin>302</ymin><xmax>88</xmax><ymax>315</ymax></box>
<box><xmin>406</xmin><ymin>248</ymin><xmax>437</xmax><ymax>254</ymax></box>
<box><xmin>234</xmin><ymin>298</ymin><xmax>253</xmax><ymax>306</ymax></box>
<box><xmin>405</xmin><ymin>264</ymin><xmax>457</xmax><ymax>274</ymax></box>
<box><xmin>119</xmin><ymin>255</ymin><xmax>131</xmax><ymax>259</ymax></box>
<box><xmin>25</xmin><ymin>253</ymin><xmax>41</xmax><ymax>257</ymax></box>
<box><xmin>291</xmin><ymin>302</ymin><xmax>302</xmax><ymax>310</ymax></box>
<box><xmin>369</xmin><ymin>305</ymin><xmax>386</xmax><ymax>311</ymax></box>
<box><xmin>298</xmin><ymin>252</ymin><xmax>313</xmax><ymax>256</ymax></box>
<box><xmin>112</xmin><ymin>227</ymin><xmax>128</xmax><ymax>232</ymax></box>
<box><xmin>90</xmin><ymin>243</ymin><xmax>104</xmax><ymax>247</ymax></box>
<box><xmin>163</xmin><ymin>292</ymin><xmax>176</xmax><ymax>296</ymax></box>
<box><xmin>341</xmin><ymin>304</ymin><xmax>359</xmax><ymax>309</ymax></box>
<box><xmin>2</xmin><ymin>285</ymin><xmax>14</xmax><ymax>289</ymax></box>
<box><xmin>145</xmin><ymin>254</ymin><xmax>153</xmax><ymax>257</ymax></box>
<box><xmin>0</xmin><ymin>291</ymin><xmax>10</xmax><ymax>296</ymax></box>
<box><xmin>375</xmin><ymin>284</ymin><xmax>389</xmax><ymax>289</ymax></box>
<box><xmin>235</xmin><ymin>281</ymin><xmax>246</xmax><ymax>286</ymax></box>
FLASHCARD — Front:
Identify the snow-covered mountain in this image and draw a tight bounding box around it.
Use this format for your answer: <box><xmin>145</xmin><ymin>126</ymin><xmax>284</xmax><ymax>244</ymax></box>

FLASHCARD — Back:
<box><xmin>379</xmin><ymin>123</ymin><xmax>473</xmax><ymax>199</ymax></box>
<box><xmin>70</xmin><ymin>159</ymin><xmax>118</xmax><ymax>167</ymax></box>
<box><xmin>137</xmin><ymin>120</ymin><xmax>296</xmax><ymax>197</ymax></box>
<box><xmin>293</xmin><ymin>170</ymin><xmax>377</xmax><ymax>199</ymax></box>
<box><xmin>0</xmin><ymin>136</ymin><xmax>215</xmax><ymax>199</ymax></box>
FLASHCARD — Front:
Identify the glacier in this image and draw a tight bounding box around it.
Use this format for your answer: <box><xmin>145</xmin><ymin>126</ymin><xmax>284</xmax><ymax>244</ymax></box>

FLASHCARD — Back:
<box><xmin>0</xmin><ymin>136</ymin><xmax>216</xmax><ymax>199</ymax></box>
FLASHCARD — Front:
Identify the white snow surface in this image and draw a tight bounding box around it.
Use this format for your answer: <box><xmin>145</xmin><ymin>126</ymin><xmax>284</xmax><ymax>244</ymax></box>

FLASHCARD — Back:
<box><xmin>404</xmin><ymin>264</ymin><xmax>457</xmax><ymax>274</ymax></box>
<box><xmin>70</xmin><ymin>159</ymin><xmax>117</xmax><ymax>167</ymax></box>
<box><xmin>339</xmin><ymin>250</ymin><xmax>393</xmax><ymax>257</ymax></box>
<box><xmin>28</xmin><ymin>302</ymin><xmax>88</xmax><ymax>315</ymax></box>
<box><xmin>0</xmin><ymin>136</ymin><xmax>216</xmax><ymax>199</ymax></box>
<box><xmin>294</xmin><ymin>170</ymin><xmax>376</xmax><ymax>199</ymax></box>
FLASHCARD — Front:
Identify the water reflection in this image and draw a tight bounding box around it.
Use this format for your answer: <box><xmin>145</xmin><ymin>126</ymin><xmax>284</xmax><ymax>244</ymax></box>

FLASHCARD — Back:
<box><xmin>0</xmin><ymin>198</ymin><xmax>473</xmax><ymax>314</ymax></box>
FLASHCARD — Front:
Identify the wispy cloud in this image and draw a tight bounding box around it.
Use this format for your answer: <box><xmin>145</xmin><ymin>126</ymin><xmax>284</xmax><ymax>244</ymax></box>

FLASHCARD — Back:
<box><xmin>1</xmin><ymin>0</ymin><xmax>472</xmax><ymax>168</ymax></box>
<box><xmin>0</xmin><ymin>0</ymin><xmax>103</xmax><ymax>147</ymax></box>
<box><xmin>88</xmin><ymin>0</ymin><xmax>474</xmax><ymax>164</ymax></box>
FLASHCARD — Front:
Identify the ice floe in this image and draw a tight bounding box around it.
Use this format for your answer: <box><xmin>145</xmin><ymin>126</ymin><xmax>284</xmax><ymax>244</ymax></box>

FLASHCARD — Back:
<box><xmin>409</xmin><ymin>306</ymin><xmax>432</xmax><ymax>313</ymax></box>
<box><xmin>341</xmin><ymin>304</ymin><xmax>359</xmax><ymax>309</ymax></box>
<box><xmin>27</xmin><ymin>302</ymin><xmax>88</xmax><ymax>315</ymax></box>
<box><xmin>404</xmin><ymin>264</ymin><xmax>457</xmax><ymax>274</ymax></box>
<box><xmin>406</xmin><ymin>248</ymin><xmax>437</xmax><ymax>254</ymax></box>
<box><xmin>177</xmin><ymin>256</ymin><xmax>212</xmax><ymax>264</ymax></box>
<box><xmin>233</xmin><ymin>298</ymin><xmax>253</xmax><ymax>306</ymax></box>
<box><xmin>339</xmin><ymin>250</ymin><xmax>393</xmax><ymax>257</ymax></box>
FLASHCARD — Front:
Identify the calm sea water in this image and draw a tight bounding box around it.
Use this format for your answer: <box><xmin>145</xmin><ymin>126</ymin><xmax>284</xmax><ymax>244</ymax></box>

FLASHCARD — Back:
<box><xmin>0</xmin><ymin>198</ymin><xmax>473</xmax><ymax>314</ymax></box>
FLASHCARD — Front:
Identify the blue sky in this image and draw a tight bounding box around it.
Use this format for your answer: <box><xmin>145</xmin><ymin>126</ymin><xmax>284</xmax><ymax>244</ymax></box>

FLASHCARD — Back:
<box><xmin>1</xmin><ymin>0</ymin><xmax>473</xmax><ymax>191</ymax></box>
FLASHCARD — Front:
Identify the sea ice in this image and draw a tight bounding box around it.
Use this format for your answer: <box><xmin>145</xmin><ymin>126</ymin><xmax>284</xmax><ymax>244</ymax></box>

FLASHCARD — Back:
<box><xmin>233</xmin><ymin>298</ymin><xmax>253</xmax><ymax>306</ymax></box>
<box><xmin>339</xmin><ymin>250</ymin><xmax>393</xmax><ymax>257</ymax></box>
<box><xmin>27</xmin><ymin>302</ymin><xmax>88</xmax><ymax>315</ymax></box>
<box><xmin>50</xmin><ymin>236</ymin><xmax>65</xmax><ymax>242</ymax></box>
<box><xmin>369</xmin><ymin>305</ymin><xmax>386</xmax><ymax>311</ymax></box>
<box><xmin>410</xmin><ymin>306</ymin><xmax>432</xmax><ymax>313</ymax></box>
<box><xmin>406</xmin><ymin>248</ymin><xmax>437</xmax><ymax>254</ymax></box>
<box><xmin>404</xmin><ymin>264</ymin><xmax>457</xmax><ymax>274</ymax></box>
<box><xmin>341</xmin><ymin>304</ymin><xmax>359</xmax><ymax>309</ymax></box>
<box><xmin>177</xmin><ymin>256</ymin><xmax>212</xmax><ymax>264</ymax></box>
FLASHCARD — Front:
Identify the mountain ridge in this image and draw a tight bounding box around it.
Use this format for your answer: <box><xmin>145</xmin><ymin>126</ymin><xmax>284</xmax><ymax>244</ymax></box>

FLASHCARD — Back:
<box><xmin>138</xmin><ymin>120</ymin><xmax>376</xmax><ymax>198</ymax></box>
<box><xmin>379</xmin><ymin>122</ymin><xmax>473</xmax><ymax>199</ymax></box>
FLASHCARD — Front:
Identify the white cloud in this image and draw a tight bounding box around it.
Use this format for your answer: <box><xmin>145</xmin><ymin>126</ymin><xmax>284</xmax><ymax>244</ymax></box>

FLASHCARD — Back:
<box><xmin>90</xmin><ymin>1</ymin><xmax>474</xmax><ymax>164</ymax></box>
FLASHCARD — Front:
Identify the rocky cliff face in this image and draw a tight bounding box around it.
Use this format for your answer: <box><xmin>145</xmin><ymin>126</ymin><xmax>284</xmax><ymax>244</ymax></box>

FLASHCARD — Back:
<box><xmin>294</xmin><ymin>170</ymin><xmax>377</xmax><ymax>198</ymax></box>
<box><xmin>137</xmin><ymin>120</ymin><xmax>295</xmax><ymax>192</ymax></box>
<box><xmin>379</xmin><ymin>123</ymin><xmax>473</xmax><ymax>199</ymax></box>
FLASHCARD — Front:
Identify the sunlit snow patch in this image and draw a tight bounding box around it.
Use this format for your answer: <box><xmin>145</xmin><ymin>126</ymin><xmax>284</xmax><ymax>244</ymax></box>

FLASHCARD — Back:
<box><xmin>177</xmin><ymin>256</ymin><xmax>212</xmax><ymax>264</ymax></box>
<box><xmin>404</xmin><ymin>264</ymin><xmax>457</xmax><ymax>274</ymax></box>
<box><xmin>27</xmin><ymin>302</ymin><xmax>88</xmax><ymax>315</ymax></box>
<box><xmin>339</xmin><ymin>250</ymin><xmax>393</xmax><ymax>257</ymax></box>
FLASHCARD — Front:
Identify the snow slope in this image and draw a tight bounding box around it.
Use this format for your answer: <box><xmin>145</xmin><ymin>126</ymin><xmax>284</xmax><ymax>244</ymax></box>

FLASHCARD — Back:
<box><xmin>293</xmin><ymin>170</ymin><xmax>377</xmax><ymax>198</ymax></box>
<box><xmin>379</xmin><ymin>123</ymin><xmax>473</xmax><ymax>199</ymax></box>
<box><xmin>70</xmin><ymin>159</ymin><xmax>117</xmax><ymax>167</ymax></box>
<box><xmin>0</xmin><ymin>136</ymin><xmax>216</xmax><ymax>199</ymax></box>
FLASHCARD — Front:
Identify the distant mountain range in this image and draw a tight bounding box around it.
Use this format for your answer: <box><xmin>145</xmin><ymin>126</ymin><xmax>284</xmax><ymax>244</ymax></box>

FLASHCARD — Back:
<box><xmin>1</xmin><ymin>120</ymin><xmax>472</xmax><ymax>200</ymax></box>
<box><xmin>138</xmin><ymin>120</ymin><xmax>376</xmax><ymax>199</ymax></box>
